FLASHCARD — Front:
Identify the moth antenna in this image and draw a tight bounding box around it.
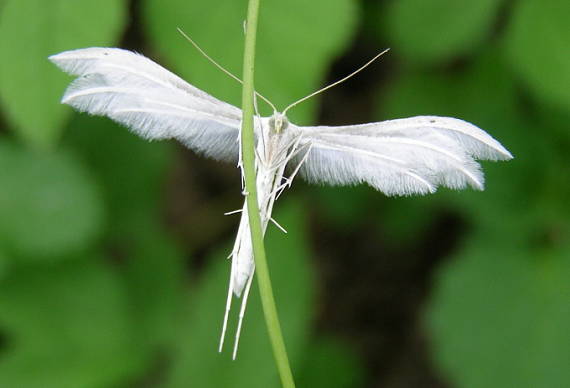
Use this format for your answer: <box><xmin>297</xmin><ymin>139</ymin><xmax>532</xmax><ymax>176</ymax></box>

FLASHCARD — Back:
<box><xmin>253</xmin><ymin>91</ymin><xmax>269</xmax><ymax>161</ymax></box>
<box><xmin>232</xmin><ymin>269</ymin><xmax>255</xmax><ymax>360</ymax></box>
<box><xmin>282</xmin><ymin>48</ymin><xmax>390</xmax><ymax>116</ymax></box>
<box><xmin>177</xmin><ymin>28</ymin><xmax>277</xmax><ymax>112</ymax></box>
<box><xmin>253</xmin><ymin>90</ymin><xmax>262</xmax><ymax>121</ymax></box>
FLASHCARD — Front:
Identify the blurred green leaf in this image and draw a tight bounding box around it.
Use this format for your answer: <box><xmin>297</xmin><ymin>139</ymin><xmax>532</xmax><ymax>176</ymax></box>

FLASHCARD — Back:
<box><xmin>65</xmin><ymin>113</ymin><xmax>183</xmax><ymax>350</ymax></box>
<box><xmin>312</xmin><ymin>185</ymin><xmax>375</xmax><ymax>230</ymax></box>
<box><xmin>380</xmin><ymin>48</ymin><xmax>519</xmax><ymax>123</ymax></box>
<box><xmin>384</xmin><ymin>0</ymin><xmax>503</xmax><ymax>64</ymax></box>
<box><xmin>0</xmin><ymin>249</ymin><xmax>7</xmax><ymax>280</ymax></box>
<box><xmin>380</xmin><ymin>195</ymin><xmax>440</xmax><ymax>246</ymax></box>
<box><xmin>64</xmin><ymin>114</ymin><xmax>173</xmax><ymax>237</ymax></box>
<box><xmin>142</xmin><ymin>0</ymin><xmax>357</xmax><ymax>123</ymax></box>
<box><xmin>0</xmin><ymin>0</ymin><xmax>127</xmax><ymax>148</ymax></box>
<box><xmin>123</xmin><ymin>223</ymin><xmax>186</xmax><ymax>349</ymax></box>
<box><xmin>297</xmin><ymin>337</ymin><xmax>366</xmax><ymax>388</ymax></box>
<box><xmin>0</xmin><ymin>139</ymin><xmax>104</xmax><ymax>260</ymax></box>
<box><xmin>537</xmin><ymin>104</ymin><xmax>570</xmax><ymax>142</ymax></box>
<box><xmin>380</xmin><ymin>71</ymin><xmax>455</xmax><ymax>118</ymax></box>
<box><xmin>165</xmin><ymin>198</ymin><xmax>314</xmax><ymax>388</ymax></box>
<box><xmin>0</xmin><ymin>258</ymin><xmax>149</xmax><ymax>388</ymax></box>
<box><xmin>505</xmin><ymin>0</ymin><xmax>570</xmax><ymax>111</ymax></box>
<box><xmin>427</xmin><ymin>233</ymin><xmax>570</xmax><ymax>388</ymax></box>
<box><xmin>381</xmin><ymin>45</ymin><xmax>570</xmax><ymax>387</ymax></box>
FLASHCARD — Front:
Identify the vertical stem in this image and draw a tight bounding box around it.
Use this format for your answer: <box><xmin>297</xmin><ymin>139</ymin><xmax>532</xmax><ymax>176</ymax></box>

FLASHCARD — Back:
<box><xmin>240</xmin><ymin>1</ymin><xmax>295</xmax><ymax>387</ymax></box>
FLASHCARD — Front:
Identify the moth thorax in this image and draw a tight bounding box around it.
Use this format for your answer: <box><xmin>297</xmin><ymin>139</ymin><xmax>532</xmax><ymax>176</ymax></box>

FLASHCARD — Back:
<box><xmin>269</xmin><ymin>113</ymin><xmax>289</xmax><ymax>133</ymax></box>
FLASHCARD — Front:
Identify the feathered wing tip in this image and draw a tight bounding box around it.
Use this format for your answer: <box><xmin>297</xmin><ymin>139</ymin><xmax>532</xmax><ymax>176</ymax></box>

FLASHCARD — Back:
<box><xmin>49</xmin><ymin>47</ymin><xmax>244</xmax><ymax>162</ymax></box>
<box><xmin>48</xmin><ymin>47</ymin><xmax>113</xmax><ymax>75</ymax></box>
<box><xmin>413</xmin><ymin>116</ymin><xmax>513</xmax><ymax>161</ymax></box>
<box><xmin>294</xmin><ymin>115</ymin><xmax>512</xmax><ymax>197</ymax></box>
<box><xmin>50</xmin><ymin>47</ymin><xmax>213</xmax><ymax>102</ymax></box>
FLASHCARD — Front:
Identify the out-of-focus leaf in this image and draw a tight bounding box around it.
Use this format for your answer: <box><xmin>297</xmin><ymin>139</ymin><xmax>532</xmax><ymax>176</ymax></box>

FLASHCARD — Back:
<box><xmin>529</xmin><ymin>106</ymin><xmax>570</xmax><ymax>243</ymax></box>
<box><xmin>427</xmin><ymin>233</ymin><xmax>570</xmax><ymax>388</ymax></box>
<box><xmin>65</xmin><ymin>113</ymin><xmax>183</xmax><ymax>349</ymax></box>
<box><xmin>64</xmin><ymin>114</ymin><xmax>172</xmax><ymax>237</ymax></box>
<box><xmin>537</xmin><ymin>104</ymin><xmax>570</xmax><ymax>142</ymax></box>
<box><xmin>380</xmin><ymin>195</ymin><xmax>440</xmax><ymax>246</ymax></box>
<box><xmin>384</xmin><ymin>0</ymin><xmax>503</xmax><ymax>64</ymax></box>
<box><xmin>314</xmin><ymin>184</ymin><xmax>438</xmax><ymax>247</ymax></box>
<box><xmin>297</xmin><ymin>337</ymin><xmax>366</xmax><ymax>388</ymax></box>
<box><xmin>0</xmin><ymin>249</ymin><xmax>7</xmax><ymax>280</ymax></box>
<box><xmin>380</xmin><ymin>49</ymin><xmax>518</xmax><ymax>122</ymax></box>
<box><xmin>142</xmin><ymin>0</ymin><xmax>357</xmax><ymax>123</ymax></box>
<box><xmin>312</xmin><ymin>185</ymin><xmax>375</xmax><ymax>230</ymax></box>
<box><xmin>0</xmin><ymin>0</ymin><xmax>127</xmax><ymax>148</ymax></box>
<box><xmin>123</xmin><ymin>223</ymin><xmax>186</xmax><ymax>349</ymax></box>
<box><xmin>381</xmin><ymin>46</ymin><xmax>570</xmax><ymax>387</ymax></box>
<box><xmin>0</xmin><ymin>258</ymin><xmax>149</xmax><ymax>388</ymax></box>
<box><xmin>380</xmin><ymin>71</ymin><xmax>459</xmax><ymax>119</ymax></box>
<box><xmin>165</xmin><ymin>198</ymin><xmax>314</xmax><ymax>388</ymax></box>
<box><xmin>505</xmin><ymin>0</ymin><xmax>570</xmax><ymax>111</ymax></box>
<box><xmin>0</xmin><ymin>139</ymin><xmax>104</xmax><ymax>260</ymax></box>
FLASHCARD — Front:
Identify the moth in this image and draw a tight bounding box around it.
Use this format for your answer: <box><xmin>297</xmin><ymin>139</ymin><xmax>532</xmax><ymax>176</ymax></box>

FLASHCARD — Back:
<box><xmin>49</xmin><ymin>46</ymin><xmax>512</xmax><ymax>359</ymax></box>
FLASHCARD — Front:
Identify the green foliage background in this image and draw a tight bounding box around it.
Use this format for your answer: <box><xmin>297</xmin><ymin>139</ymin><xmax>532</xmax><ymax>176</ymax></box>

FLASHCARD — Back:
<box><xmin>0</xmin><ymin>0</ymin><xmax>568</xmax><ymax>387</ymax></box>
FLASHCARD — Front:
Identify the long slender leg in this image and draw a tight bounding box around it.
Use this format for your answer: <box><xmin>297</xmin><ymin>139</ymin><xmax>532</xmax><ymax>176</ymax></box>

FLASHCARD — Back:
<box><xmin>285</xmin><ymin>143</ymin><xmax>313</xmax><ymax>185</ymax></box>
<box><xmin>254</xmin><ymin>146</ymin><xmax>267</xmax><ymax>168</ymax></box>
<box><xmin>270</xmin><ymin>136</ymin><xmax>306</xmax><ymax>175</ymax></box>
<box><xmin>219</xmin><ymin>270</ymin><xmax>234</xmax><ymax>353</ymax></box>
<box><xmin>232</xmin><ymin>266</ymin><xmax>255</xmax><ymax>360</ymax></box>
<box><xmin>220</xmin><ymin>204</ymin><xmax>247</xmax><ymax>352</ymax></box>
<box><xmin>270</xmin><ymin>143</ymin><xmax>312</xmax><ymax>199</ymax></box>
<box><xmin>270</xmin><ymin>217</ymin><xmax>288</xmax><ymax>233</ymax></box>
<box><xmin>237</xmin><ymin>128</ymin><xmax>246</xmax><ymax>191</ymax></box>
<box><xmin>267</xmin><ymin>135</ymin><xmax>303</xmax><ymax>170</ymax></box>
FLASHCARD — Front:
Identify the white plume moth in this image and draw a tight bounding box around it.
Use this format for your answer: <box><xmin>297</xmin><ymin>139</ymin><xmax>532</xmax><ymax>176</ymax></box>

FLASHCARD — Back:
<box><xmin>49</xmin><ymin>39</ymin><xmax>512</xmax><ymax>359</ymax></box>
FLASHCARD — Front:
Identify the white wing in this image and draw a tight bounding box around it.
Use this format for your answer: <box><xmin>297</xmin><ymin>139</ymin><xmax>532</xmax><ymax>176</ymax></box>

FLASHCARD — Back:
<box><xmin>293</xmin><ymin>116</ymin><xmax>513</xmax><ymax>196</ymax></box>
<box><xmin>49</xmin><ymin>47</ymin><xmax>242</xmax><ymax>161</ymax></box>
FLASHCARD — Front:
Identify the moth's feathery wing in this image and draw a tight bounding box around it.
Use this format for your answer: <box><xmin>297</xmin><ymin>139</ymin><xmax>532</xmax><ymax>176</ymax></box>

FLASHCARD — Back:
<box><xmin>294</xmin><ymin>116</ymin><xmax>513</xmax><ymax>196</ymax></box>
<box><xmin>49</xmin><ymin>47</ymin><xmax>244</xmax><ymax>161</ymax></box>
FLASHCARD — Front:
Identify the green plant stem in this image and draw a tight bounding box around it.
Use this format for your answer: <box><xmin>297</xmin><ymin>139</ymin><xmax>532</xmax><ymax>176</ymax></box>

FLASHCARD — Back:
<box><xmin>240</xmin><ymin>1</ymin><xmax>295</xmax><ymax>387</ymax></box>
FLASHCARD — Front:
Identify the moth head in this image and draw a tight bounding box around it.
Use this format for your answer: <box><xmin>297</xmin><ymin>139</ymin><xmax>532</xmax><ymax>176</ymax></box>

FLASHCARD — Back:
<box><xmin>269</xmin><ymin>112</ymin><xmax>289</xmax><ymax>133</ymax></box>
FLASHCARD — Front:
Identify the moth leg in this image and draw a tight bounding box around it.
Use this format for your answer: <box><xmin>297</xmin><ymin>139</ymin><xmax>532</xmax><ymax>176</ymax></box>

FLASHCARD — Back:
<box><xmin>273</xmin><ymin>141</ymin><xmax>312</xmax><ymax>199</ymax></box>
<box><xmin>220</xmin><ymin>210</ymin><xmax>247</xmax><ymax>352</ymax></box>
<box><xmin>255</xmin><ymin>146</ymin><xmax>268</xmax><ymax>168</ymax></box>
<box><xmin>262</xmin><ymin>135</ymin><xmax>302</xmax><ymax>173</ymax></box>
<box><xmin>232</xmin><ymin>266</ymin><xmax>255</xmax><ymax>360</ymax></box>
<box><xmin>224</xmin><ymin>209</ymin><xmax>243</xmax><ymax>216</ymax></box>
<box><xmin>236</xmin><ymin>129</ymin><xmax>246</xmax><ymax>191</ymax></box>
<box><xmin>268</xmin><ymin>135</ymin><xmax>303</xmax><ymax>170</ymax></box>
<box><xmin>269</xmin><ymin>217</ymin><xmax>288</xmax><ymax>233</ymax></box>
<box><xmin>219</xmin><ymin>267</ymin><xmax>235</xmax><ymax>353</ymax></box>
<box><xmin>285</xmin><ymin>142</ymin><xmax>313</xmax><ymax>186</ymax></box>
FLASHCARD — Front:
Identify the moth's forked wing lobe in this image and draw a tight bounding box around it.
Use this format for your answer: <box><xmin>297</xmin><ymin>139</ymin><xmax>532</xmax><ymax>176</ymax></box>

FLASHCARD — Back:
<box><xmin>293</xmin><ymin>116</ymin><xmax>512</xmax><ymax>196</ymax></box>
<box><xmin>49</xmin><ymin>47</ymin><xmax>243</xmax><ymax>162</ymax></box>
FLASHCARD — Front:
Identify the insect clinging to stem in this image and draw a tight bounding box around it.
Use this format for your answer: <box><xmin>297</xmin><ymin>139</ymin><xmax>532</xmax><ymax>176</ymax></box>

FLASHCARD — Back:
<box><xmin>49</xmin><ymin>28</ymin><xmax>512</xmax><ymax>360</ymax></box>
